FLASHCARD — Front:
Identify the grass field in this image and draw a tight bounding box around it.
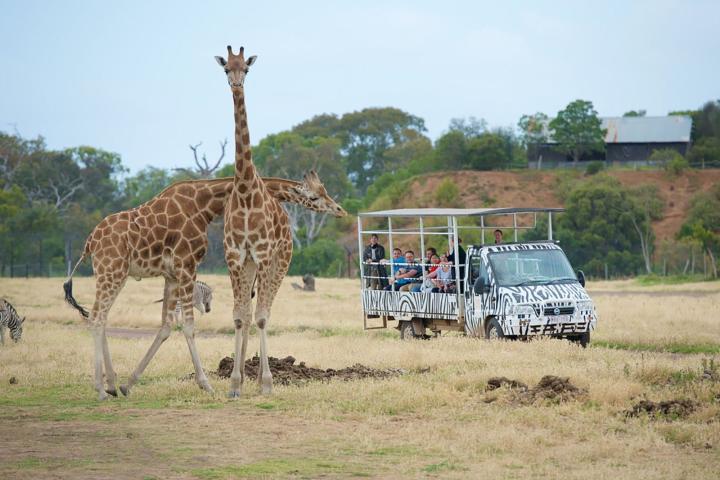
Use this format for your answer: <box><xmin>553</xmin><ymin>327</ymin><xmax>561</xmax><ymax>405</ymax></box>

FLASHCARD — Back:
<box><xmin>1</xmin><ymin>275</ymin><xmax>719</xmax><ymax>479</ymax></box>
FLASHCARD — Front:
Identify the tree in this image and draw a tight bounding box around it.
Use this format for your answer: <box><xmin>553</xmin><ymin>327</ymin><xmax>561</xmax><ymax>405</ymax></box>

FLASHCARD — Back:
<box><xmin>177</xmin><ymin>139</ymin><xmax>228</xmax><ymax>178</ymax></box>
<box><xmin>518</xmin><ymin>112</ymin><xmax>548</xmax><ymax>161</ymax></box>
<box><xmin>679</xmin><ymin>184</ymin><xmax>720</xmax><ymax>278</ymax></box>
<box><xmin>626</xmin><ymin>184</ymin><xmax>664</xmax><ymax>274</ymax></box>
<box><xmin>466</xmin><ymin>132</ymin><xmax>511</xmax><ymax>170</ymax></box>
<box><xmin>253</xmin><ymin>132</ymin><xmax>351</xmax><ymax>248</ymax></box>
<box><xmin>447</xmin><ymin>117</ymin><xmax>487</xmax><ymax>137</ymax></box>
<box><xmin>549</xmin><ymin>100</ymin><xmax>606</xmax><ymax>163</ymax></box>
<box><xmin>623</xmin><ymin>110</ymin><xmax>647</xmax><ymax>117</ymax></box>
<box><xmin>555</xmin><ymin>175</ymin><xmax>650</xmax><ymax>276</ymax></box>
<box><xmin>688</xmin><ymin>137</ymin><xmax>720</xmax><ymax>167</ymax></box>
<box><xmin>649</xmin><ymin>148</ymin><xmax>689</xmax><ymax>175</ymax></box>
<box><xmin>122</xmin><ymin>167</ymin><xmax>176</xmax><ymax>208</ymax></box>
<box><xmin>434</xmin><ymin>130</ymin><xmax>467</xmax><ymax>170</ymax></box>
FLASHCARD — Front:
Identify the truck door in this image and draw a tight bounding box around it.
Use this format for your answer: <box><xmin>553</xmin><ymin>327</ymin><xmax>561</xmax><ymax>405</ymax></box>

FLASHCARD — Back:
<box><xmin>465</xmin><ymin>251</ymin><xmax>490</xmax><ymax>337</ymax></box>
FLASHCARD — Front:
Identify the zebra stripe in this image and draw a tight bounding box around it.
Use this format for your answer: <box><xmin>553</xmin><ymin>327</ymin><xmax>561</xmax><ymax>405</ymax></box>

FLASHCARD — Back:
<box><xmin>0</xmin><ymin>299</ymin><xmax>24</xmax><ymax>344</ymax></box>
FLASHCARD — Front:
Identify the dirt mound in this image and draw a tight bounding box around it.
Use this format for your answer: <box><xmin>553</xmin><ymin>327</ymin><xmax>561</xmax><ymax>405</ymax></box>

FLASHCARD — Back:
<box><xmin>626</xmin><ymin>399</ymin><xmax>697</xmax><ymax>419</ymax></box>
<box><xmin>486</xmin><ymin>376</ymin><xmax>528</xmax><ymax>391</ymax></box>
<box><xmin>485</xmin><ymin>375</ymin><xmax>586</xmax><ymax>404</ymax></box>
<box><xmin>216</xmin><ymin>355</ymin><xmax>405</xmax><ymax>385</ymax></box>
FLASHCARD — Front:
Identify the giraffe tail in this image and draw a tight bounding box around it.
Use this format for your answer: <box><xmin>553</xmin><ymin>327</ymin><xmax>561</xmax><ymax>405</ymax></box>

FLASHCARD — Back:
<box><xmin>63</xmin><ymin>241</ymin><xmax>91</xmax><ymax>319</ymax></box>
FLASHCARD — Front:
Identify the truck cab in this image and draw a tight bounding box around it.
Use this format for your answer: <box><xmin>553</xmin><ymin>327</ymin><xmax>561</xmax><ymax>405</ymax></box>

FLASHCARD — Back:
<box><xmin>465</xmin><ymin>242</ymin><xmax>596</xmax><ymax>346</ymax></box>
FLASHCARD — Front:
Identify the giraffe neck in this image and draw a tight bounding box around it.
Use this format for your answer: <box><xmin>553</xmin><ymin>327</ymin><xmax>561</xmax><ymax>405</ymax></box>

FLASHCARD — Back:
<box><xmin>232</xmin><ymin>89</ymin><xmax>256</xmax><ymax>185</ymax></box>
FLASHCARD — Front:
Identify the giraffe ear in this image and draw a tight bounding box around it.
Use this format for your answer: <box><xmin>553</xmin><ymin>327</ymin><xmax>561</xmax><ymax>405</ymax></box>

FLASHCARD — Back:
<box><xmin>246</xmin><ymin>55</ymin><xmax>257</xmax><ymax>66</ymax></box>
<box><xmin>215</xmin><ymin>56</ymin><xmax>227</xmax><ymax>67</ymax></box>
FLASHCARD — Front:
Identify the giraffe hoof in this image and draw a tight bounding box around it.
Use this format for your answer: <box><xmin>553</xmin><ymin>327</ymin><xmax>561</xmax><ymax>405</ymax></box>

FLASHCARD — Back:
<box><xmin>105</xmin><ymin>388</ymin><xmax>118</xmax><ymax>397</ymax></box>
<box><xmin>119</xmin><ymin>385</ymin><xmax>130</xmax><ymax>397</ymax></box>
<box><xmin>97</xmin><ymin>392</ymin><xmax>109</xmax><ymax>401</ymax></box>
<box><xmin>227</xmin><ymin>390</ymin><xmax>241</xmax><ymax>399</ymax></box>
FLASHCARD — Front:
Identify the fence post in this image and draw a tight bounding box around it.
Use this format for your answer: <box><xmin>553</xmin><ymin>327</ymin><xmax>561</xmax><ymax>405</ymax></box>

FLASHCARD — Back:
<box><xmin>25</xmin><ymin>264</ymin><xmax>29</xmax><ymax>278</ymax></box>
<box><xmin>604</xmin><ymin>263</ymin><xmax>608</xmax><ymax>281</ymax></box>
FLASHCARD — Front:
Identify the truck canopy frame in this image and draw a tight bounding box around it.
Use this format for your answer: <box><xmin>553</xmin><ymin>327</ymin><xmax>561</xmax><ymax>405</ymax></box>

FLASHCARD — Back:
<box><xmin>357</xmin><ymin>207</ymin><xmax>565</xmax><ymax>328</ymax></box>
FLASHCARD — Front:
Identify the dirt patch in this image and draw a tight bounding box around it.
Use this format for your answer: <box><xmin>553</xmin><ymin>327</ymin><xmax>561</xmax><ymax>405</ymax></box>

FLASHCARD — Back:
<box><xmin>626</xmin><ymin>399</ymin><xmax>697</xmax><ymax>419</ymax></box>
<box><xmin>485</xmin><ymin>375</ymin><xmax>586</xmax><ymax>404</ymax></box>
<box><xmin>215</xmin><ymin>355</ymin><xmax>405</xmax><ymax>385</ymax></box>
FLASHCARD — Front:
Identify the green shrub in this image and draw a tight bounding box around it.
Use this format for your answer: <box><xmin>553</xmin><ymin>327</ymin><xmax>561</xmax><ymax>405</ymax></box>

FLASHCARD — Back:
<box><xmin>434</xmin><ymin>178</ymin><xmax>460</xmax><ymax>207</ymax></box>
<box><xmin>585</xmin><ymin>160</ymin><xmax>605</xmax><ymax>175</ymax></box>
<box><xmin>649</xmin><ymin>148</ymin><xmax>690</xmax><ymax>175</ymax></box>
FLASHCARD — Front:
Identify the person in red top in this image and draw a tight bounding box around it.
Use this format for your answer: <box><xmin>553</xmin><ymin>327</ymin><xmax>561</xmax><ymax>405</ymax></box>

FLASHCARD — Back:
<box><xmin>412</xmin><ymin>253</ymin><xmax>441</xmax><ymax>292</ymax></box>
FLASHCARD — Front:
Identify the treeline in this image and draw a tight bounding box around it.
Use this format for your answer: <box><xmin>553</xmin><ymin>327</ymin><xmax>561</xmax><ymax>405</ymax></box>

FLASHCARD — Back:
<box><xmin>1</xmin><ymin>99</ymin><xmax>719</xmax><ymax>278</ymax></box>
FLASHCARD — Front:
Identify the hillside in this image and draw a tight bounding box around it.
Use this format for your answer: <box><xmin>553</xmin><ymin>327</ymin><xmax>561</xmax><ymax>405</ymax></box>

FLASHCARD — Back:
<box><xmin>377</xmin><ymin>169</ymin><xmax>720</xmax><ymax>241</ymax></box>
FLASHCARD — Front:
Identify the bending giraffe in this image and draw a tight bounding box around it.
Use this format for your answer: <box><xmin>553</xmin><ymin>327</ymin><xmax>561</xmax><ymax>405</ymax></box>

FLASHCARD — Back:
<box><xmin>216</xmin><ymin>45</ymin><xmax>299</xmax><ymax>397</ymax></box>
<box><xmin>64</xmin><ymin>173</ymin><xmax>345</xmax><ymax>400</ymax></box>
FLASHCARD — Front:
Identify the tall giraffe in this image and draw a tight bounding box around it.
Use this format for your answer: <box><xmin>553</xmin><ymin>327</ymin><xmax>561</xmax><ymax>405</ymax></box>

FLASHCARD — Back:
<box><xmin>216</xmin><ymin>45</ymin><xmax>295</xmax><ymax>397</ymax></box>
<box><xmin>64</xmin><ymin>173</ymin><xmax>345</xmax><ymax>400</ymax></box>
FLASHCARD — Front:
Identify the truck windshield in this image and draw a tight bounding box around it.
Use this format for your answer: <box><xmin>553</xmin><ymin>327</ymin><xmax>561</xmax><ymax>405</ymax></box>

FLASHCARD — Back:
<box><xmin>488</xmin><ymin>249</ymin><xmax>577</xmax><ymax>287</ymax></box>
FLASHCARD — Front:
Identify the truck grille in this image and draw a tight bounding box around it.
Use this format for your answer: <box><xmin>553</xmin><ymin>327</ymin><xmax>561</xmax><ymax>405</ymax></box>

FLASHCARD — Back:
<box><xmin>543</xmin><ymin>306</ymin><xmax>575</xmax><ymax>316</ymax></box>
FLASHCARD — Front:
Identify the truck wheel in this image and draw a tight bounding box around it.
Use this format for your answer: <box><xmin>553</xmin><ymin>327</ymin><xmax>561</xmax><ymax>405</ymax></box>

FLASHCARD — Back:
<box><xmin>572</xmin><ymin>331</ymin><xmax>590</xmax><ymax>348</ymax></box>
<box><xmin>400</xmin><ymin>321</ymin><xmax>417</xmax><ymax>340</ymax></box>
<box><xmin>485</xmin><ymin>318</ymin><xmax>505</xmax><ymax>340</ymax></box>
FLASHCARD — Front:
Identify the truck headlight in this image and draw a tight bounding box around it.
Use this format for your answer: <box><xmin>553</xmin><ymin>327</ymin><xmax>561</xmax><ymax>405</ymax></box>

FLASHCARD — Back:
<box><xmin>576</xmin><ymin>300</ymin><xmax>594</xmax><ymax>312</ymax></box>
<box><xmin>510</xmin><ymin>304</ymin><xmax>536</xmax><ymax>317</ymax></box>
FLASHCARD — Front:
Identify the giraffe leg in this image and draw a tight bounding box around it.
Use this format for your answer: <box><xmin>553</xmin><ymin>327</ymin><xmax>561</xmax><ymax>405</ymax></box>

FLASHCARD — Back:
<box><xmin>101</xmin><ymin>326</ymin><xmax>118</xmax><ymax>396</ymax></box>
<box><xmin>254</xmin><ymin>258</ymin><xmax>288</xmax><ymax>395</ymax></box>
<box><xmin>88</xmin><ymin>269</ymin><xmax>127</xmax><ymax>401</ymax></box>
<box><xmin>120</xmin><ymin>278</ymin><xmax>177</xmax><ymax>397</ymax></box>
<box><xmin>227</xmin><ymin>253</ymin><xmax>255</xmax><ymax>398</ymax></box>
<box><xmin>177</xmin><ymin>275</ymin><xmax>214</xmax><ymax>394</ymax></box>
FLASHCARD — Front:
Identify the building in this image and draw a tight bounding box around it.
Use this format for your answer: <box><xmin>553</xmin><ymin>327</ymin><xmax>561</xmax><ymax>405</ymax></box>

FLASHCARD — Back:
<box><xmin>535</xmin><ymin>115</ymin><xmax>692</xmax><ymax>166</ymax></box>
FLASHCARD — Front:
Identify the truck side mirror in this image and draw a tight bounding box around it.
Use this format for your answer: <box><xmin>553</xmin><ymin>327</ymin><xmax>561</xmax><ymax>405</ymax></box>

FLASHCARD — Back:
<box><xmin>473</xmin><ymin>277</ymin><xmax>488</xmax><ymax>295</ymax></box>
<box><xmin>577</xmin><ymin>270</ymin><xmax>586</xmax><ymax>288</ymax></box>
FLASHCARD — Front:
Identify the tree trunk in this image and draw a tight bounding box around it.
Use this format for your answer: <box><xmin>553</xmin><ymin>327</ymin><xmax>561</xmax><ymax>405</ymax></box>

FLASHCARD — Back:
<box><xmin>65</xmin><ymin>237</ymin><xmax>72</xmax><ymax>276</ymax></box>
<box><xmin>707</xmin><ymin>248</ymin><xmax>718</xmax><ymax>278</ymax></box>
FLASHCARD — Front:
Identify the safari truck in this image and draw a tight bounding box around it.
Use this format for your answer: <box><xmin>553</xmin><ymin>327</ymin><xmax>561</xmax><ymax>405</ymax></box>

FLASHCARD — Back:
<box><xmin>357</xmin><ymin>208</ymin><xmax>597</xmax><ymax>346</ymax></box>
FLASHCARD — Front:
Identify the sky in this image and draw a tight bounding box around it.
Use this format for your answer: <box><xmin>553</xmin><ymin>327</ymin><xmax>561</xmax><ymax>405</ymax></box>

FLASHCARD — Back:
<box><xmin>1</xmin><ymin>1</ymin><xmax>719</xmax><ymax>173</ymax></box>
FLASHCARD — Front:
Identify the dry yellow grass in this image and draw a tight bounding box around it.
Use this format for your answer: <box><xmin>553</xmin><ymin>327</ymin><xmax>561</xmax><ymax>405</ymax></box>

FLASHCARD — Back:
<box><xmin>0</xmin><ymin>276</ymin><xmax>719</xmax><ymax>478</ymax></box>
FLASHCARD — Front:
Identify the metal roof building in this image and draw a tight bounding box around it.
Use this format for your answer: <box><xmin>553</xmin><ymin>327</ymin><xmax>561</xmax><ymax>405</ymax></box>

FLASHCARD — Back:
<box><xmin>537</xmin><ymin>115</ymin><xmax>693</xmax><ymax>164</ymax></box>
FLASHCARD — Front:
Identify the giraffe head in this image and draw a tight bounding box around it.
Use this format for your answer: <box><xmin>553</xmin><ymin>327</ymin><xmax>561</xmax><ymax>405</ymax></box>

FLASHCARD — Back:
<box><xmin>215</xmin><ymin>45</ymin><xmax>257</xmax><ymax>90</ymax></box>
<box><xmin>294</xmin><ymin>170</ymin><xmax>347</xmax><ymax>217</ymax></box>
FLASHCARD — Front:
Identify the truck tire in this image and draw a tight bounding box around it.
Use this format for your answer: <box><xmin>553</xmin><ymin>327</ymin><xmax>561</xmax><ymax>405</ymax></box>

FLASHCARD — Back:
<box><xmin>400</xmin><ymin>321</ymin><xmax>417</xmax><ymax>340</ymax></box>
<box><xmin>485</xmin><ymin>318</ymin><xmax>505</xmax><ymax>340</ymax></box>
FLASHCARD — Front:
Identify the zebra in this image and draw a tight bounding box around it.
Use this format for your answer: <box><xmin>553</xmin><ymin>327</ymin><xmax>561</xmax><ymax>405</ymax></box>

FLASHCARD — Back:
<box><xmin>155</xmin><ymin>280</ymin><xmax>213</xmax><ymax>321</ymax></box>
<box><xmin>0</xmin><ymin>299</ymin><xmax>25</xmax><ymax>345</ymax></box>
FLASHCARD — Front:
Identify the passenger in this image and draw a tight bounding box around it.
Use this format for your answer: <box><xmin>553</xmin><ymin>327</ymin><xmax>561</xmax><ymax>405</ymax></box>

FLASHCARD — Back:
<box><xmin>432</xmin><ymin>256</ymin><xmax>456</xmax><ymax>293</ymax></box>
<box><xmin>494</xmin><ymin>229</ymin><xmax>503</xmax><ymax>244</ymax></box>
<box><xmin>412</xmin><ymin>253</ymin><xmax>441</xmax><ymax>293</ymax></box>
<box><xmin>363</xmin><ymin>234</ymin><xmax>387</xmax><ymax>289</ymax></box>
<box><xmin>446</xmin><ymin>237</ymin><xmax>466</xmax><ymax>292</ymax></box>
<box><xmin>424</xmin><ymin>247</ymin><xmax>438</xmax><ymax>266</ymax></box>
<box><xmin>394</xmin><ymin>250</ymin><xmax>422</xmax><ymax>292</ymax></box>
<box><xmin>383</xmin><ymin>248</ymin><xmax>407</xmax><ymax>291</ymax></box>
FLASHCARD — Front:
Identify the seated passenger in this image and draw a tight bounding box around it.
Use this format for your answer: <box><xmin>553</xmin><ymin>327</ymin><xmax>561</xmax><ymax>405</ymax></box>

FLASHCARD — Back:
<box><xmin>432</xmin><ymin>256</ymin><xmax>456</xmax><ymax>293</ymax></box>
<box><xmin>411</xmin><ymin>253</ymin><xmax>440</xmax><ymax>293</ymax></box>
<box><xmin>383</xmin><ymin>248</ymin><xmax>405</xmax><ymax>290</ymax></box>
<box><xmin>391</xmin><ymin>250</ymin><xmax>421</xmax><ymax>292</ymax></box>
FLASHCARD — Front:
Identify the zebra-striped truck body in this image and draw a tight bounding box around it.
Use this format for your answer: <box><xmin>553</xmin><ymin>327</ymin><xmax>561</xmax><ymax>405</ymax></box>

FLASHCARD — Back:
<box><xmin>361</xmin><ymin>242</ymin><xmax>597</xmax><ymax>344</ymax></box>
<box><xmin>0</xmin><ymin>299</ymin><xmax>25</xmax><ymax>344</ymax></box>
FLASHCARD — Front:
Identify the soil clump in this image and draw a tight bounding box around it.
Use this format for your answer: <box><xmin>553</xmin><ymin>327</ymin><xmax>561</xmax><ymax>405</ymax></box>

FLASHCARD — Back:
<box><xmin>626</xmin><ymin>399</ymin><xmax>697</xmax><ymax>419</ymax></box>
<box><xmin>215</xmin><ymin>355</ymin><xmax>405</xmax><ymax>385</ymax></box>
<box><xmin>485</xmin><ymin>375</ymin><xmax>586</xmax><ymax>404</ymax></box>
